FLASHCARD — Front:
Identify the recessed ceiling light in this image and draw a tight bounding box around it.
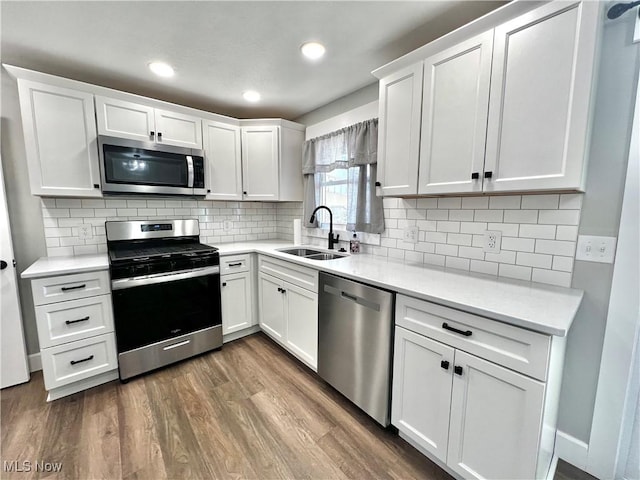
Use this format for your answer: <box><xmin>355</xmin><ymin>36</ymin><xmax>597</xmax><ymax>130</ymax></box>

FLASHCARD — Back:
<box><xmin>243</xmin><ymin>90</ymin><xmax>261</xmax><ymax>102</ymax></box>
<box><xmin>148</xmin><ymin>62</ymin><xmax>174</xmax><ymax>77</ymax></box>
<box><xmin>301</xmin><ymin>42</ymin><xmax>326</xmax><ymax>60</ymax></box>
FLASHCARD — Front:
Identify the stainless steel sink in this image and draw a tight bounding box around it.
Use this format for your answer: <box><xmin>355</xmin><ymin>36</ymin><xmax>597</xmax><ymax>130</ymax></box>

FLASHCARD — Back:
<box><xmin>277</xmin><ymin>247</ymin><xmax>348</xmax><ymax>260</ymax></box>
<box><xmin>305</xmin><ymin>253</ymin><xmax>346</xmax><ymax>261</ymax></box>
<box><xmin>278</xmin><ymin>248</ymin><xmax>324</xmax><ymax>257</ymax></box>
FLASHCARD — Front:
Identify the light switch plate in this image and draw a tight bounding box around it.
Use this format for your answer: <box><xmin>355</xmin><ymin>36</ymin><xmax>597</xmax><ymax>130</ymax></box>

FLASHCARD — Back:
<box><xmin>575</xmin><ymin>235</ymin><xmax>617</xmax><ymax>263</ymax></box>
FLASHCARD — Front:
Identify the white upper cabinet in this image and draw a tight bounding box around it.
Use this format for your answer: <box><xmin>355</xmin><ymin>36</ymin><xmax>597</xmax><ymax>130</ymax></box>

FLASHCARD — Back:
<box><xmin>95</xmin><ymin>96</ymin><xmax>203</xmax><ymax>149</ymax></box>
<box><xmin>241</xmin><ymin>126</ymin><xmax>280</xmax><ymax>201</ymax></box>
<box><xmin>377</xmin><ymin>63</ymin><xmax>423</xmax><ymax>196</ymax></box>
<box><xmin>376</xmin><ymin>0</ymin><xmax>601</xmax><ymax>196</ymax></box>
<box><xmin>418</xmin><ymin>31</ymin><xmax>493</xmax><ymax>195</ymax></box>
<box><xmin>203</xmin><ymin>120</ymin><xmax>243</xmax><ymax>201</ymax></box>
<box><xmin>484</xmin><ymin>1</ymin><xmax>600</xmax><ymax>192</ymax></box>
<box><xmin>17</xmin><ymin>80</ymin><xmax>102</xmax><ymax>197</ymax></box>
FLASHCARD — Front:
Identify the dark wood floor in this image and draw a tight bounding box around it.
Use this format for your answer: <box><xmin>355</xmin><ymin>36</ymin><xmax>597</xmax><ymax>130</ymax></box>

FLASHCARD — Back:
<box><xmin>1</xmin><ymin>333</ymin><xmax>454</xmax><ymax>480</ymax></box>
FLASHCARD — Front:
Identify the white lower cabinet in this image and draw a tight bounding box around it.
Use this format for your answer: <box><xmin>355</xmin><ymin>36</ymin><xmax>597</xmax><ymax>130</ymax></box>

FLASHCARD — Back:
<box><xmin>258</xmin><ymin>255</ymin><xmax>318</xmax><ymax>370</ymax></box>
<box><xmin>392</xmin><ymin>294</ymin><xmax>564</xmax><ymax>480</ymax></box>
<box><xmin>220</xmin><ymin>254</ymin><xmax>258</xmax><ymax>339</ymax></box>
<box><xmin>28</xmin><ymin>269</ymin><xmax>118</xmax><ymax>401</ymax></box>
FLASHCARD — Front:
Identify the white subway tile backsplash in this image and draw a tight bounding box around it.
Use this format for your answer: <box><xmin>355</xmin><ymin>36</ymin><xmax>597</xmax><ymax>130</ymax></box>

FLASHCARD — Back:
<box><xmin>460</xmin><ymin>222</ymin><xmax>488</xmax><ymax>234</ymax></box>
<box><xmin>446</xmin><ymin>256</ymin><xmax>470</xmax><ymax>271</ymax></box>
<box><xmin>474</xmin><ymin>209</ymin><xmax>503</xmax><ymax>223</ymax></box>
<box><xmin>488</xmin><ymin>223</ymin><xmax>519</xmax><ymax>237</ymax></box>
<box><xmin>535</xmin><ymin>239</ymin><xmax>576</xmax><ymax>257</ymax></box>
<box><xmin>435</xmin><ymin>243</ymin><xmax>458</xmax><ymax>256</ymax></box>
<box><xmin>438</xmin><ymin>197</ymin><xmax>461</xmax><ymax>209</ymax></box>
<box><xmin>470</xmin><ymin>260</ymin><xmax>499</xmax><ymax>276</ymax></box>
<box><xmin>416</xmin><ymin>198</ymin><xmax>438</xmax><ymax>209</ymax></box>
<box><xmin>485</xmin><ymin>250</ymin><xmax>516</xmax><ymax>264</ymax></box>
<box><xmin>458</xmin><ymin>246</ymin><xmax>485</xmax><ymax>260</ymax></box>
<box><xmin>516</xmin><ymin>252</ymin><xmax>553</xmax><ymax>269</ymax></box>
<box><xmin>532</xmin><ymin>268</ymin><xmax>571</xmax><ymax>287</ymax></box>
<box><xmin>489</xmin><ymin>196</ymin><xmax>521</xmax><ymax>209</ymax></box>
<box><xmin>447</xmin><ymin>233</ymin><xmax>472</xmax><ymax>246</ymax></box>
<box><xmin>449</xmin><ymin>210</ymin><xmax>474</xmax><ymax>221</ymax></box>
<box><xmin>556</xmin><ymin>225</ymin><xmax>579</xmax><ymax>241</ymax></box>
<box><xmin>559</xmin><ymin>194</ymin><xmax>583</xmax><ymax>210</ymax></box>
<box><xmin>521</xmin><ymin>194</ymin><xmax>559</xmax><ymax>209</ymax></box>
<box><xmin>424</xmin><ymin>253</ymin><xmax>446</xmax><ymax>267</ymax></box>
<box><xmin>504</xmin><ymin>210</ymin><xmax>538</xmax><ymax>224</ymax></box>
<box><xmin>41</xmin><ymin>191</ymin><xmax>582</xmax><ymax>289</ymax></box>
<box><xmin>519</xmin><ymin>224</ymin><xmax>556</xmax><ymax>239</ymax></box>
<box><xmin>462</xmin><ymin>197</ymin><xmax>489</xmax><ymax>209</ymax></box>
<box><xmin>499</xmin><ymin>264</ymin><xmax>532</xmax><ymax>281</ymax></box>
<box><xmin>427</xmin><ymin>209</ymin><xmax>449</xmax><ymax>221</ymax></box>
<box><xmin>426</xmin><ymin>232</ymin><xmax>448</xmax><ymax>243</ymax></box>
<box><xmin>538</xmin><ymin>209</ymin><xmax>580</xmax><ymax>225</ymax></box>
<box><xmin>552</xmin><ymin>256</ymin><xmax>574</xmax><ymax>272</ymax></box>
<box><xmin>436</xmin><ymin>221</ymin><xmax>460</xmax><ymax>233</ymax></box>
<box><xmin>501</xmin><ymin>237</ymin><xmax>535</xmax><ymax>252</ymax></box>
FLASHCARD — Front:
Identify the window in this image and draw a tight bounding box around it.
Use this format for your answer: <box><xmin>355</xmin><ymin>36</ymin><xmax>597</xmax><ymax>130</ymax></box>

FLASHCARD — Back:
<box><xmin>302</xmin><ymin>118</ymin><xmax>384</xmax><ymax>234</ymax></box>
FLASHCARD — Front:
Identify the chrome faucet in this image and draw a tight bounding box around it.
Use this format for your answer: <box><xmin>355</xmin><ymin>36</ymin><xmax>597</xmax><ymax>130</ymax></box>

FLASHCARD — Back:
<box><xmin>310</xmin><ymin>205</ymin><xmax>340</xmax><ymax>250</ymax></box>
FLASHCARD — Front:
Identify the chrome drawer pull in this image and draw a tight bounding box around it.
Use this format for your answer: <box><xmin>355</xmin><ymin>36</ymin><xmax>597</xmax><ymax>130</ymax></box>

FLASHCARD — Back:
<box><xmin>70</xmin><ymin>355</ymin><xmax>94</xmax><ymax>365</ymax></box>
<box><xmin>65</xmin><ymin>316</ymin><xmax>90</xmax><ymax>325</ymax></box>
<box><xmin>442</xmin><ymin>322</ymin><xmax>472</xmax><ymax>337</ymax></box>
<box><xmin>61</xmin><ymin>284</ymin><xmax>86</xmax><ymax>291</ymax></box>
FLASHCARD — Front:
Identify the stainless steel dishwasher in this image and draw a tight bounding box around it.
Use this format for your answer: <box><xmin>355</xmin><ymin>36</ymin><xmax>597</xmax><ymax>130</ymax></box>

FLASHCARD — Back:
<box><xmin>318</xmin><ymin>272</ymin><xmax>395</xmax><ymax>426</ymax></box>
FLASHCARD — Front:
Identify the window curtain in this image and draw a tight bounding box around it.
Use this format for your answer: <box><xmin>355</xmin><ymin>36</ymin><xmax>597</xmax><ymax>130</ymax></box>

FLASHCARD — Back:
<box><xmin>302</xmin><ymin>118</ymin><xmax>384</xmax><ymax>234</ymax></box>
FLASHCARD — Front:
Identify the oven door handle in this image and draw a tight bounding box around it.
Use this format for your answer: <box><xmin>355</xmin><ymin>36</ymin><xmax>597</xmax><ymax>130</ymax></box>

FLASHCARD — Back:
<box><xmin>111</xmin><ymin>266</ymin><xmax>219</xmax><ymax>290</ymax></box>
<box><xmin>186</xmin><ymin>155</ymin><xmax>194</xmax><ymax>188</ymax></box>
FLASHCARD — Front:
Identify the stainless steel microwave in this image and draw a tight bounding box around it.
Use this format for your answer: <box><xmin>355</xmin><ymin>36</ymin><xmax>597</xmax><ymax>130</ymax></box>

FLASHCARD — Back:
<box><xmin>98</xmin><ymin>136</ymin><xmax>206</xmax><ymax>196</ymax></box>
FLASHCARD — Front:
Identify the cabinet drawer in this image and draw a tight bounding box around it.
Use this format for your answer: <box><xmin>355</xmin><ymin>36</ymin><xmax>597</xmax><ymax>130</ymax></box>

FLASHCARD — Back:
<box><xmin>396</xmin><ymin>295</ymin><xmax>551</xmax><ymax>381</ymax></box>
<box><xmin>259</xmin><ymin>255</ymin><xmax>318</xmax><ymax>292</ymax></box>
<box><xmin>221</xmin><ymin>254</ymin><xmax>251</xmax><ymax>275</ymax></box>
<box><xmin>31</xmin><ymin>270</ymin><xmax>110</xmax><ymax>305</ymax></box>
<box><xmin>35</xmin><ymin>294</ymin><xmax>114</xmax><ymax>348</ymax></box>
<box><xmin>41</xmin><ymin>333</ymin><xmax>117</xmax><ymax>390</ymax></box>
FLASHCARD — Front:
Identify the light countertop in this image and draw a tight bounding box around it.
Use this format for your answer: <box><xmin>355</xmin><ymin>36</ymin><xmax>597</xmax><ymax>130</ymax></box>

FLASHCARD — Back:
<box><xmin>21</xmin><ymin>254</ymin><xmax>109</xmax><ymax>279</ymax></box>
<box><xmin>20</xmin><ymin>241</ymin><xmax>584</xmax><ymax>336</ymax></box>
<box><xmin>217</xmin><ymin>241</ymin><xmax>583</xmax><ymax>337</ymax></box>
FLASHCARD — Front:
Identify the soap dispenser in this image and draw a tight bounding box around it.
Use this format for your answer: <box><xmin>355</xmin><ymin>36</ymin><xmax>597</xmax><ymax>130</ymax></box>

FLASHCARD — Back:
<box><xmin>350</xmin><ymin>232</ymin><xmax>360</xmax><ymax>253</ymax></box>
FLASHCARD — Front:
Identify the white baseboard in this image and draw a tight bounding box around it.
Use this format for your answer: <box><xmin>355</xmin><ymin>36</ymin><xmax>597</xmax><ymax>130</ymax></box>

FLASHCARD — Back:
<box><xmin>556</xmin><ymin>430</ymin><xmax>589</xmax><ymax>470</ymax></box>
<box><xmin>28</xmin><ymin>353</ymin><xmax>42</xmax><ymax>372</ymax></box>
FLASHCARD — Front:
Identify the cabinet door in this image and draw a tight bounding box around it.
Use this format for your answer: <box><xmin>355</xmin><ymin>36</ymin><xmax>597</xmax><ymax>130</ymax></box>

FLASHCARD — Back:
<box><xmin>17</xmin><ymin>80</ymin><xmax>102</xmax><ymax>197</ymax></box>
<box><xmin>377</xmin><ymin>63</ymin><xmax>423</xmax><ymax>196</ymax></box>
<box><xmin>418</xmin><ymin>31</ymin><xmax>493</xmax><ymax>195</ymax></box>
<box><xmin>221</xmin><ymin>272</ymin><xmax>253</xmax><ymax>335</ymax></box>
<box><xmin>447</xmin><ymin>350</ymin><xmax>545</xmax><ymax>480</ymax></box>
<box><xmin>392</xmin><ymin>326</ymin><xmax>454</xmax><ymax>463</ymax></box>
<box><xmin>155</xmin><ymin>109</ymin><xmax>203</xmax><ymax>149</ymax></box>
<box><xmin>258</xmin><ymin>272</ymin><xmax>285</xmax><ymax>341</ymax></box>
<box><xmin>284</xmin><ymin>282</ymin><xmax>317</xmax><ymax>370</ymax></box>
<box><xmin>241</xmin><ymin>126</ymin><xmax>279</xmax><ymax>200</ymax></box>
<box><xmin>484</xmin><ymin>1</ymin><xmax>600</xmax><ymax>192</ymax></box>
<box><xmin>95</xmin><ymin>96</ymin><xmax>155</xmax><ymax>142</ymax></box>
<box><xmin>203</xmin><ymin>121</ymin><xmax>243</xmax><ymax>200</ymax></box>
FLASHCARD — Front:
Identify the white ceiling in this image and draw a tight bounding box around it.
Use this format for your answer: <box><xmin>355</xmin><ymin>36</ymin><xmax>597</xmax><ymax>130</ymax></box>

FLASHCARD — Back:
<box><xmin>1</xmin><ymin>1</ymin><xmax>504</xmax><ymax>120</ymax></box>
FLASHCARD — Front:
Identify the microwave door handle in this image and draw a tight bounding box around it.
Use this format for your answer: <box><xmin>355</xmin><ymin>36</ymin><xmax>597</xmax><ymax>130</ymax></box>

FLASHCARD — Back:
<box><xmin>186</xmin><ymin>155</ymin><xmax>194</xmax><ymax>188</ymax></box>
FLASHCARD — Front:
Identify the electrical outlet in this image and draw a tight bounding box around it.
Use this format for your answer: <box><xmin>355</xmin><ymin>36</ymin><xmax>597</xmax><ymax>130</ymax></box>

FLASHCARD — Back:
<box><xmin>223</xmin><ymin>220</ymin><xmax>233</xmax><ymax>232</ymax></box>
<box><xmin>403</xmin><ymin>226</ymin><xmax>418</xmax><ymax>244</ymax></box>
<box><xmin>483</xmin><ymin>230</ymin><xmax>502</xmax><ymax>253</ymax></box>
<box><xmin>576</xmin><ymin>235</ymin><xmax>617</xmax><ymax>263</ymax></box>
<box><xmin>77</xmin><ymin>224</ymin><xmax>93</xmax><ymax>240</ymax></box>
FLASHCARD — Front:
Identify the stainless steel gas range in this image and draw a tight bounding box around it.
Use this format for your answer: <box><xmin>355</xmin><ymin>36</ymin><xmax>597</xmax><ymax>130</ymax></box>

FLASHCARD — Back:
<box><xmin>106</xmin><ymin>219</ymin><xmax>222</xmax><ymax>380</ymax></box>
